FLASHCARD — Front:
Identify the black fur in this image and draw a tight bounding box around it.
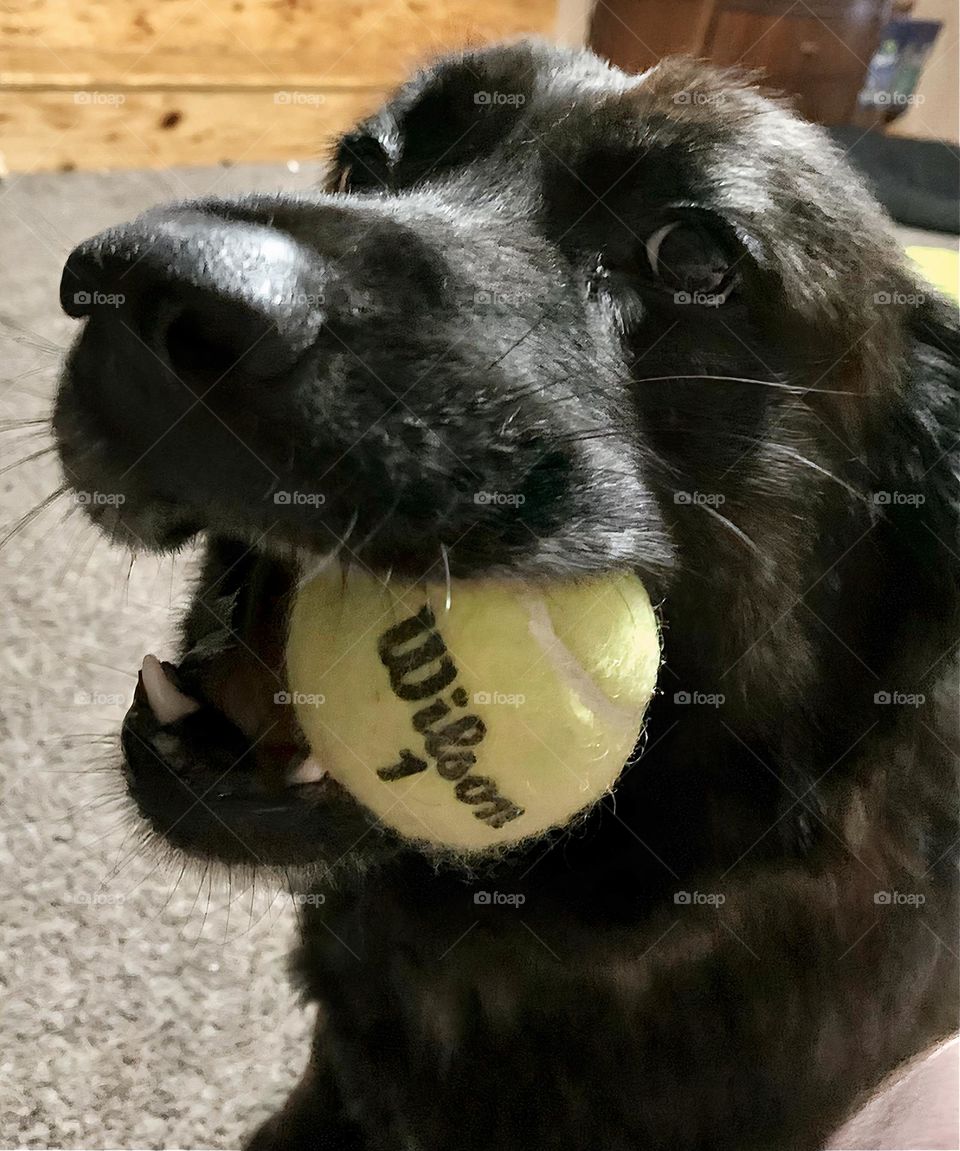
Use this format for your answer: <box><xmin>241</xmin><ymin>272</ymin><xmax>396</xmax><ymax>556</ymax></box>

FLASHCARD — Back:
<box><xmin>54</xmin><ymin>42</ymin><xmax>959</xmax><ymax>1150</ymax></box>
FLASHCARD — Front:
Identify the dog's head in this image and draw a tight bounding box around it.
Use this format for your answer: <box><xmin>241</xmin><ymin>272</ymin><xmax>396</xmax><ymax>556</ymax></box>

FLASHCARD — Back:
<box><xmin>55</xmin><ymin>41</ymin><xmax>960</xmax><ymax>876</ymax></box>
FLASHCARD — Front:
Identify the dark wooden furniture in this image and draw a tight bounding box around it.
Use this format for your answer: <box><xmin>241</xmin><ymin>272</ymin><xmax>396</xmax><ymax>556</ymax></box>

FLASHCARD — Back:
<box><xmin>590</xmin><ymin>0</ymin><xmax>898</xmax><ymax>125</ymax></box>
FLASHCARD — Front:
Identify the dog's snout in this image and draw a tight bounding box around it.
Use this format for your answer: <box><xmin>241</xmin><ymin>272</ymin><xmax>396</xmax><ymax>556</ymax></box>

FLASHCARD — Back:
<box><xmin>55</xmin><ymin>187</ymin><xmax>637</xmax><ymax>576</ymax></box>
<box><xmin>60</xmin><ymin>210</ymin><xmax>323</xmax><ymax>380</ymax></box>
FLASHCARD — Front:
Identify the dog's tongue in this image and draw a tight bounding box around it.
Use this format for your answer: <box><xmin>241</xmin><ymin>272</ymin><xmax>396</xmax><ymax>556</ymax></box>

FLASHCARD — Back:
<box><xmin>140</xmin><ymin>654</ymin><xmax>201</xmax><ymax>725</ymax></box>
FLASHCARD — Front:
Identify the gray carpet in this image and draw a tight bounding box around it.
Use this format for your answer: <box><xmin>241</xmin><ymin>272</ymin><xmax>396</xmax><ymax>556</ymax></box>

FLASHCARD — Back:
<box><xmin>0</xmin><ymin>163</ymin><xmax>326</xmax><ymax>1151</ymax></box>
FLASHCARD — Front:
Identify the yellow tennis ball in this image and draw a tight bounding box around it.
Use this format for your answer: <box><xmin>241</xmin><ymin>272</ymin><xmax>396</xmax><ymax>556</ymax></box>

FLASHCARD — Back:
<box><xmin>286</xmin><ymin>569</ymin><xmax>660</xmax><ymax>852</ymax></box>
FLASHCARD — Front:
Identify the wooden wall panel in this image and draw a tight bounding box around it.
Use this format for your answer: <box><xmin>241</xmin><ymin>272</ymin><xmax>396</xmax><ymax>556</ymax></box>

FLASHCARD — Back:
<box><xmin>0</xmin><ymin>0</ymin><xmax>557</xmax><ymax>171</ymax></box>
<box><xmin>2</xmin><ymin>0</ymin><xmax>556</xmax><ymax>86</ymax></box>
<box><xmin>0</xmin><ymin>88</ymin><xmax>381</xmax><ymax>172</ymax></box>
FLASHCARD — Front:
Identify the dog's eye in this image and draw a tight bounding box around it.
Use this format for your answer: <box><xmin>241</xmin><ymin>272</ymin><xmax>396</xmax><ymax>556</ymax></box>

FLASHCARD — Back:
<box><xmin>643</xmin><ymin>219</ymin><xmax>739</xmax><ymax>303</ymax></box>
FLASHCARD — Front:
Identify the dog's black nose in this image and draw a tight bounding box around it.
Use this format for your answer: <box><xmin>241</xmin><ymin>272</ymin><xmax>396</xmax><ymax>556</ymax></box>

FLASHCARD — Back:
<box><xmin>60</xmin><ymin>208</ymin><xmax>323</xmax><ymax>381</ymax></box>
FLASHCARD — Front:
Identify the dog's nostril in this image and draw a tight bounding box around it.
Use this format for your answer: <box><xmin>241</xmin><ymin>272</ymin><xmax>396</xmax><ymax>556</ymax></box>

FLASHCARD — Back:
<box><xmin>165</xmin><ymin>308</ymin><xmax>243</xmax><ymax>381</ymax></box>
<box><xmin>150</xmin><ymin>294</ymin><xmax>277</xmax><ymax>383</ymax></box>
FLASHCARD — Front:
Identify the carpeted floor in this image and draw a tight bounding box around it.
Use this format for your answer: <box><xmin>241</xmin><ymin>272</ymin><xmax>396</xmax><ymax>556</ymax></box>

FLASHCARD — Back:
<box><xmin>0</xmin><ymin>163</ymin><xmax>326</xmax><ymax>1151</ymax></box>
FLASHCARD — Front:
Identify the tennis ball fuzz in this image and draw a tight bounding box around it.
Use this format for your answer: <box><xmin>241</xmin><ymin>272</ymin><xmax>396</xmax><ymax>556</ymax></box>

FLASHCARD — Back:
<box><xmin>286</xmin><ymin>569</ymin><xmax>660</xmax><ymax>851</ymax></box>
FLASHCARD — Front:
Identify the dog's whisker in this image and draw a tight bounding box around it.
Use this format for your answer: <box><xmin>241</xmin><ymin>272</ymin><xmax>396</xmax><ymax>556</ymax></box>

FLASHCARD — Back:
<box><xmin>687</xmin><ymin>499</ymin><xmax>767</xmax><ymax>562</ymax></box>
<box><xmin>0</xmin><ymin>314</ymin><xmax>68</xmax><ymax>355</ymax></box>
<box><xmin>224</xmin><ymin>870</ymin><xmax>234</xmax><ymax>946</ymax></box>
<box><xmin>761</xmin><ymin>443</ymin><xmax>868</xmax><ymax>502</ymax></box>
<box><xmin>0</xmin><ymin>417</ymin><xmax>52</xmax><ymax>432</ymax></box>
<box><xmin>631</xmin><ymin>372</ymin><xmax>860</xmax><ymax>397</ymax></box>
<box><xmin>0</xmin><ymin>483</ymin><xmax>69</xmax><ymax>554</ymax></box>
<box><xmin>79</xmin><ymin>813</ymin><xmax>140</xmax><ymax>853</ymax></box>
<box><xmin>0</xmin><ymin>365</ymin><xmax>54</xmax><ymax>392</ymax></box>
<box><xmin>115</xmin><ymin>845</ymin><xmax>170</xmax><ymax>902</ymax></box>
<box><xmin>0</xmin><ymin>439</ymin><xmax>58</xmax><ymax>476</ymax></box>
<box><xmin>57</xmin><ymin>519</ymin><xmax>102</xmax><ymax>587</ymax></box>
<box><xmin>69</xmin><ymin>517</ymin><xmax>110</xmax><ymax>586</ymax></box>
<box><xmin>122</xmin><ymin>549</ymin><xmax>137</xmax><ymax>601</ymax></box>
<box><xmin>350</xmin><ymin>497</ymin><xmax>398</xmax><ymax>564</ymax></box>
<box><xmin>239</xmin><ymin>881</ymin><xmax>290</xmax><ymax>941</ymax></box>
<box><xmin>483</xmin><ymin>305</ymin><xmax>555</xmax><ymax>372</ymax></box>
<box><xmin>51</xmin><ymin>507</ymin><xmax>98</xmax><ymax>586</ymax></box>
<box><xmin>557</xmin><ymin>422</ymin><xmax>871</xmax><ymax>507</ymax></box>
<box><xmin>70</xmin><ymin>794</ymin><xmax>130</xmax><ymax>817</ymax></box>
<box><xmin>184</xmin><ymin>860</ymin><xmax>211</xmax><ymax>929</ymax></box>
<box><xmin>440</xmin><ymin>541</ymin><xmax>452</xmax><ymax>611</ymax></box>
<box><xmin>221</xmin><ymin>868</ymin><xmax>260</xmax><ymax>946</ymax></box>
<box><xmin>40</xmin><ymin>765</ymin><xmax>119</xmax><ymax>773</ymax></box>
<box><xmin>130</xmin><ymin>858</ymin><xmax>194</xmax><ymax>931</ymax></box>
<box><xmin>296</xmin><ymin>508</ymin><xmax>360</xmax><ymax>587</ymax></box>
<box><xmin>284</xmin><ymin>866</ymin><xmax>306</xmax><ymax>934</ymax></box>
<box><xmin>193</xmin><ymin>867</ymin><xmax>216</xmax><ymax>948</ymax></box>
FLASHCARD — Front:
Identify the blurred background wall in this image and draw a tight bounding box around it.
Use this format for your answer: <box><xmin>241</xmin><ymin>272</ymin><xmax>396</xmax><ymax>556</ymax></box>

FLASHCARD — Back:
<box><xmin>888</xmin><ymin>0</ymin><xmax>959</xmax><ymax>139</ymax></box>
<box><xmin>591</xmin><ymin>0</ymin><xmax>958</xmax><ymax>140</ymax></box>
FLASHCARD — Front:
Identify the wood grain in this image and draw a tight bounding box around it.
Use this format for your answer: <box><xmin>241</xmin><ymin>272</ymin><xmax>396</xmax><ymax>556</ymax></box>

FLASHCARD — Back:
<box><xmin>0</xmin><ymin>88</ymin><xmax>382</xmax><ymax>172</ymax></box>
<box><xmin>0</xmin><ymin>0</ymin><xmax>557</xmax><ymax>171</ymax></box>
<box><xmin>1</xmin><ymin>0</ymin><xmax>556</xmax><ymax>87</ymax></box>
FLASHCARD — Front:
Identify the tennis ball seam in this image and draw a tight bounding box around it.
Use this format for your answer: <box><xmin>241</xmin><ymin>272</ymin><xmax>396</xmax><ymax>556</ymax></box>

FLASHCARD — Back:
<box><xmin>521</xmin><ymin>591</ymin><xmax>647</xmax><ymax>740</ymax></box>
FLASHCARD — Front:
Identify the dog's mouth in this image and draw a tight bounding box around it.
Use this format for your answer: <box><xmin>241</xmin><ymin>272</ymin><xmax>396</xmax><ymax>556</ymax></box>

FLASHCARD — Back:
<box><xmin>121</xmin><ymin>546</ymin><xmax>368</xmax><ymax>866</ymax></box>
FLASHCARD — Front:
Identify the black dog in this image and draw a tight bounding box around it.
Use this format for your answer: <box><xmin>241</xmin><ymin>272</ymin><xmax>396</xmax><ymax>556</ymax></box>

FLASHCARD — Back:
<box><xmin>54</xmin><ymin>41</ymin><xmax>958</xmax><ymax>1151</ymax></box>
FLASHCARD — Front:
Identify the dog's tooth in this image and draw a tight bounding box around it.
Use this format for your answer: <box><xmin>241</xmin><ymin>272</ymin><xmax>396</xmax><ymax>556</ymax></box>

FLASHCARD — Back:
<box><xmin>140</xmin><ymin>654</ymin><xmax>201</xmax><ymax>726</ymax></box>
<box><xmin>287</xmin><ymin>756</ymin><xmax>327</xmax><ymax>785</ymax></box>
